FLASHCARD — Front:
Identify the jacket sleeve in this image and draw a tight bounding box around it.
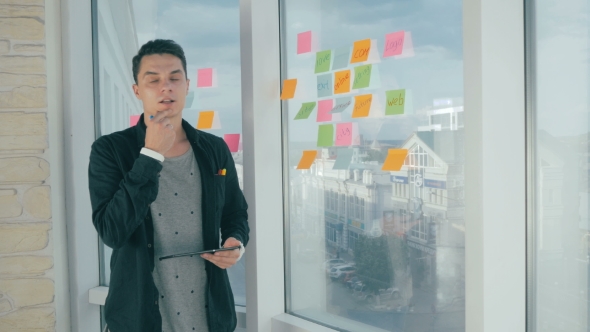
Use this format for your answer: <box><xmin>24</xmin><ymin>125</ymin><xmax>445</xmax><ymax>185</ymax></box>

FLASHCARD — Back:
<box><xmin>219</xmin><ymin>141</ymin><xmax>249</xmax><ymax>247</ymax></box>
<box><xmin>88</xmin><ymin>138</ymin><xmax>163</xmax><ymax>249</ymax></box>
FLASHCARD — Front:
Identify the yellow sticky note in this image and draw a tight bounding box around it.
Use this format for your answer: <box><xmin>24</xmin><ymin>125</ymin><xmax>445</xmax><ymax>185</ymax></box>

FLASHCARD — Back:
<box><xmin>334</xmin><ymin>70</ymin><xmax>351</xmax><ymax>94</ymax></box>
<box><xmin>281</xmin><ymin>79</ymin><xmax>298</xmax><ymax>100</ymax></box>
<box><xmin>197</xmin><ymin>111</ymin><xmax>215</xmax><ymax>129</ymax></box>
<box><xmin>297</xmin><ymin>150</ymin><xmax>318</xmax><ymax>170</ymax></box>
<box><xmin>352</xmin><ymin>94</ymin><xmax>373</xmax><ymax>118</ymax></box>
<box><xmin>350</xmin><ymin>39</ymin><xmax>371</xmax><ymax>63</ymax></box>
<box><xmin>382</xmin><ymin>149</ymin><xmax>408</xmax><ymax>171</ymax></box>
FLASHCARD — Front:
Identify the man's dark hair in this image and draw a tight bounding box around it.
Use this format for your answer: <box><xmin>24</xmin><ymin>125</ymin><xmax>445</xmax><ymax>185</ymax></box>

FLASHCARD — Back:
<box><xmin>132</xmin><ymin>39</ymin><xmax>188</xmax><ymax>84</ymax></box>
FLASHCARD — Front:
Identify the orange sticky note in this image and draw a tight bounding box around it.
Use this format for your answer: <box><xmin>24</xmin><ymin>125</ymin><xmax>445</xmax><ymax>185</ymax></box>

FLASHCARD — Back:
<box><xmin>382</xmin><ymin>149</ymin><xmax>408</xmax><ymax>171</ymax></box>
<box><xmin>352</xmin><ymin>94</ymin><xmax>373</xmax><ymax>118</ymax></box>
<box><xmin>334</xmin><ymin>70</ymin><xmax>351</xmax><ymax>94</ymax></box>
<box><xmin>281</xmin><ymin>79</ymin><xmax>298</xmax><ymax>100</ymax></box>
<box><xmin>297</xmin><ymin>150</ymin><xmax>318</xmax><ymax>170</ymax></box>
<box><xmin>350</xmin><ymin>39</ymin><xmax>371</xmax><ymax>63</ymax></box>
<box><xmin>197</xmin><ymin>111</ymin><xmax>215</xmax><ymax>129</ymax></box>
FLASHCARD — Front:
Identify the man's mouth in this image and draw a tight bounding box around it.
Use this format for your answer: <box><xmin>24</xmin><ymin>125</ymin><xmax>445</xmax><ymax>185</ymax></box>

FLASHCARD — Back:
<box><xmin>160</xmin><ymin>99</ymin><xmax>175</xmax><ymax>104</ymax></box>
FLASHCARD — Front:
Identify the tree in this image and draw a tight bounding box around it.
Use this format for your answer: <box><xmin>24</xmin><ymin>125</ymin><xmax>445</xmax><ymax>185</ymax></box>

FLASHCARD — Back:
<box><xmin>353</xmin><ymin>235</ymin><xmax>392</xmax><ymax>291</ymax></box>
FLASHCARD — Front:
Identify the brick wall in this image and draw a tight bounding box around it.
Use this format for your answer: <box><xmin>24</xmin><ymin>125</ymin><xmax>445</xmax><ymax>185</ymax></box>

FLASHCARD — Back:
<box><xmin>0</xmin><ymin>0</ymin><xmax>56</xmax><ymax>331</ymax></box>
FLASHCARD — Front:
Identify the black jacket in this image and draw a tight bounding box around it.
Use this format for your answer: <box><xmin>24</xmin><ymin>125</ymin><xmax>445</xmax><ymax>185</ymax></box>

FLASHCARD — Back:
<box><xmin>88</xmin><ymin>114</ymin><xmax>249</xmax><ymax>332</ymax></box>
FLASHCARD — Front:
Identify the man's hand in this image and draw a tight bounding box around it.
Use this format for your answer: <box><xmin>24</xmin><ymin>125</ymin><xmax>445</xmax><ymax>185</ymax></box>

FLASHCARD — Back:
<box><xmin>201</xmin><ymin>237</ymin><xmax>241</xmax><ymax>269</ymax></box>
<box><xmin>145</xmin><ymin>110</ymin><xmax>175</xmax><ymax>155</ymax></box>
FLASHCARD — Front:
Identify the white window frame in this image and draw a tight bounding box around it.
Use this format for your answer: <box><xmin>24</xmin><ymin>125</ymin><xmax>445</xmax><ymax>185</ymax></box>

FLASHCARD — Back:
<box><xmin>58</xmin><ymin>0</ymin><xmax>527</xmax><ymax>330</ymax></box>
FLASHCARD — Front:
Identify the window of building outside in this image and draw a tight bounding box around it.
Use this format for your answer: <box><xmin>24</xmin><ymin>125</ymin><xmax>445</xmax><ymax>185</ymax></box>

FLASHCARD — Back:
<box><xmin>281</xmin><ymin>0</ymin><xmax>465</xmax><ymax>331</ymax></box>
<box><xmin>529</xmin><ymin>0</ymin><xmax>590</xmax><ymax>331</ymax></box>
<box><xmin>92</xmin><ymin>0</ymin><xmax>245</xmax><ymax>327</ymax></box>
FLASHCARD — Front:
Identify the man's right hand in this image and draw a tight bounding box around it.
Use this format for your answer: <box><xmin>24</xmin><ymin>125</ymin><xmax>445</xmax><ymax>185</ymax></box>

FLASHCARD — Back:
<box><xmin>144</xmin><ymin>110</ymin><xmax>176</xmax><ymax>155</ymax></box>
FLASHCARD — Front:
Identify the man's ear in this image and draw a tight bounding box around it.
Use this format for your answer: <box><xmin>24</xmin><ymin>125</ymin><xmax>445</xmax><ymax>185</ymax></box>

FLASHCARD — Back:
<box><xmin>132</xmin><ymin>84</ymin><xmax>141</xmax><ymax>99</ymax></box>
<box><xmin>186</xmin><ymin>78</ymin><xmax>190</xmax><ymax>94</ymax></box>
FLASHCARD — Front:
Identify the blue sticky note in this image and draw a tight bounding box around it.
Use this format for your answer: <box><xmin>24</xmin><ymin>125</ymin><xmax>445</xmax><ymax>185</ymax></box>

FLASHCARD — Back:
<box><xmin>333</xmin><ymin>149</ymin><xmax>354</xmax><ymax>170</ymax></box>
<box><xmin>332</xmin><ymin>47</ymin><xmax>351</xmax><ymax>70</ymax></box>
<box><xmin>317</xmin><ymin>73</ymin><xmax>333</xmax><ymax>98</ymax></box>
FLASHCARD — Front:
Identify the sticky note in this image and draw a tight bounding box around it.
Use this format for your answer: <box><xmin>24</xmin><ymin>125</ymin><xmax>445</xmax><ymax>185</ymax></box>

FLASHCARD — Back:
<box><xmin>197</xmin><ymin>68</ymin><xmax>215</xmax><ymax>88</ymax></box>
<box><xmin>297</xmin><ymin>150</ymin><xmax>318</xmax><ymax>169</ymax></box>
<box><xmin>382</xmin><ymin>149</ymin><xmax>408</xmax><ymax>171</ymax></box>
<box><xmin>394</xmin><ymin>31</ymin><xmax>415</xmax><ymax>59</ymax></box>
<box><xmin>130</xmin><ymin>115</ymin><xmax>140</xmax><ymax>127</ymax></box>
<box><xmin>332</xmin><ymin>47</ymin><xmax>350</xmax><ymax>70</ymax></box>
<box><xmin>330</xmin><ymin>97</ymin><xmax>353</xmax><ymax>113</ymax></box>
<box><xmin>351</xmin><ymin>123</ymin><xmax>361</xmax><ymax>145</ymax></box>
<box><xmin>294</xmin><ymin>102</ymin><xmax>316</xmax><ymax>120</ymax></box>
<box><xmin>352</xmin><ymin>64</ymin><xmax>372</xmax><ymax>89</ymax></box>
<box><xmin>315</xmin><ymin>50</ymin><xmax>332</xmax><ymax>73</ymax></box>
<box><xmin>385</xmin><ymin>89</ymin><xmax>406</xmax><ymax>115</ymax></box>
<box><xmin>383</xmin><ymin>31</ymin><xmax>405</xmax><ymax>57</ymax></box>
<box><xmin>335</xmin><ymin>122</ymin><xmax>353</xmax><ymax>146</ymax></box>
<box><xmin>281</xmin><ymin>79</ymin><xmax>298</xmax><ymax>100</ymax></box>
<box><xmin>350</xmin><ymin>39</ymin><xmax>371</xmax><ymax>64</ymax></box>
<box><xmin>316</xmin><ymin>99</ymin><xmax>333</xmax><ymax>122</ymax></box>
<box><xmin>316</xmin><ymin>73</ymin><xmax>332</xmax><ymax>98</ymax></box>
<box><xmin>224</xmin><ymin>134</ymin><xmax>240</xmax><ymax>153</ymax></box>
<box><xmin>297</xmin><ymin>31</ymin><xmax>312</xmax><ymax>54</ymax></box>
<box><xmin>197</xmin><ymin>111</ymin><xmax>220</xmax><ymax>130</ymax></box>
<box><xmin>352</xmin><ymin>94</ymin><xmax>373</xmax><ymax>118</ymax></box>
<box><xmin>333</xmin><ymin>149</ymin><xmax>354</xmax><ymax>170</ymax></box>
<box><xmin>317</xmin><ymin>124</ymin><xmax>334</xmax><ymax>147</ymax></box>
<box><xmin>334</xmin><ymin>70</ymin><xmax>351</xmax><ymax>94</ymax></box>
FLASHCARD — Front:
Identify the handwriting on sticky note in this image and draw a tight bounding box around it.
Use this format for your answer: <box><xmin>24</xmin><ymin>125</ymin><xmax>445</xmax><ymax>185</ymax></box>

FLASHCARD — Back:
<box><xmin>197</xmin><ymin>68</ymin><xmax>214</xmax><ymax>88</ymax></box>
<box><xmin>281</xmin><ymin>79</ymin><xmax>298</xmax><ymax>100</ymax></box>
<box><xmin>335</xmin><ymin>123</ymin><xmax>353</xmax><ymax>146</ymax></box>
<box><xmin>383</xmin><ymin>31</ymin><xmax>405</xmax><ymax>57</ymax></box>
<box><xmin>352</xmin><ymin>94</ymin><xmax>373</xmax><ymax>118</ymax></box>
<box><xmin>330</xmin><ymin>97</ymin><xmax>352</xmax><ymax>113</ymax></box>
<box><xmin>315</xmin><ymin>50</ymin><xmax>332</xmax><ymax>73</ymax></box>
<box><xmin>197</xmin><ymin>111</ymin><xmax>215</xmax><ymax>129</ymax></box>
<box><xmin>385</xmin><ymin>89</ymin><xmax>406</xmax><ymax>115</ymax></box>
<box><xmin>382</xmin><ymin>149</ymin><xmax>408</xmax><ymax>171</ymax></box>
<box><xmin>294</xmin><ymin>102</ymin><xmax>316</xmax><ymax>120</ymax></box>
<box><xmin>297</xmin><ymin>150</ymin><xmax>318</xmax><ymax>169</ymax></box>
<box><xmin>297</xmin><ymin>31</ymin><xmax>312</xmax><ymax>54</ymax></box>
<box><xmin>352</xmin><ymin>64</ymin><xmax>372</xmax><ymax>89</ymax></box>
<box><xmin>224</xmin><ymin>134</ymin><xmax>240</xmax><ymax>153</ymax></box>
<box><xmin>334</xmin><ymin>70</ymin><xmax>351</xmax><ymax>94</ymax></box>
<box><xmin>317</xmin><ymin>73</ymin><xmax>333</xmax><ymax>98</ymax></box>
<box><xmin>350</xmin><ymin>39</ymin><xmax>371</xmax><ymax>64</ymax></box>
<box><xmin>317</xmin><ymin>124</ymin><xmax>334</xmax><ymax>147</ymax></box>
<box><xmin>130</xmin><ymin>115</ymin><xmax>140</xmax><ymax>127</ymax></box>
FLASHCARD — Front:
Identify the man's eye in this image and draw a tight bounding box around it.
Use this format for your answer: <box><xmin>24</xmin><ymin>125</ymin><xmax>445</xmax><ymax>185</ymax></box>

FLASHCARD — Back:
<box><xmin>170</xmin><ymin>78</ymin><xmax>179</xmax><ymax>81</ymax></box>
<box><xmin>150</xmin><ymin>80</ymin><xmax>159</xmax><ymax>83</ymax></box>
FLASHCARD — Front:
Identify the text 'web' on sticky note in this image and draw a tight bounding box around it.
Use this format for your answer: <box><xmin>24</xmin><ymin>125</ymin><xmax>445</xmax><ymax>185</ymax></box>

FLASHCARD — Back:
<box><xmin>297</xmin><ymin>150</ymin><xmax>318</xmax><ymax>169</ymax></box>
<box><xmin>382</xmin><ymin>149</ymin><xmax>408</xmax><ymax>171</ymax></box>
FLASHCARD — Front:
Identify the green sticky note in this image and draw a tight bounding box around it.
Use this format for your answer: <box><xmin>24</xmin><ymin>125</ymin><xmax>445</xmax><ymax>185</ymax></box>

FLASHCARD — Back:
<box><xmin>315</xmin><ymin>50</ymin><xmax>332</xmax><ymax>74</ymax></box>
<box><xmin>385</xmin><ymin>89</ymin><xmax>406</xmax><ymax>115</ymax></box>
<box><xmin>317</xmin><ymin>124</ymin><xmax>334</xmax><ymax>147</ymax></box>
<box><xmin>294</xmin><ymin>102</ymin><xmax>317</xmax><ymax>120</ymax></box>
<box><xmin>352</xmin><ymin>64</ymin><xmax>372</xmax><ymax>89</ymax></box>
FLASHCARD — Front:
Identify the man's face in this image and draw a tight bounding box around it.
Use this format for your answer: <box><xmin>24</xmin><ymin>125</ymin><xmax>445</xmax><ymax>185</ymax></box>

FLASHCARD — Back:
<box><xmin>132</xmin><ymin>53</ymin><xmax>190</xmax><ymax>120</ymax></box>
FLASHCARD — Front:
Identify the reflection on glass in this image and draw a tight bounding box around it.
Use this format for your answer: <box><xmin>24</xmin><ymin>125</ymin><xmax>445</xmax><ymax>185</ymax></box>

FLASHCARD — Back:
<box><xmin>94</xmin><ymin>0</ymin><xmax>245</xmax><ymax>306</ymax></box>
<box><xmin>282</xmin><ymin>0</ymin><xmax>464</xmax><ymax>331</ymax></box>
<box><xmin>531</xmin><ymin>0</ymin><xmax>590</xmax><ymax>331</ymax></box>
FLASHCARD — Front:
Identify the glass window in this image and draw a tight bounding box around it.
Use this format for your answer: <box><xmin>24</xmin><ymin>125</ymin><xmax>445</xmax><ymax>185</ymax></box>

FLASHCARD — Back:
<box><xmin>529</xmin><ymin>0</ymin><xmax>590</xmax><ymax>330</ymax></box>
<box><xmin>281</xmin><ymin>0</ymin><xmax>465</xmax><ymax>330</ymax></box>
<box><xmin>93</xmin><ymin>0</ymin><xmax>246</xmax><ymax>320</ymax></box>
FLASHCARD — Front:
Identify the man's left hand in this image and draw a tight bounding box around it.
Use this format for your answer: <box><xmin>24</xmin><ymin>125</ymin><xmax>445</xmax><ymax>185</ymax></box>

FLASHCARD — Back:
<box><xmin>201</xmin><ymin>237</ymin><xmax>241</xmax><ymax>269</ymax></box>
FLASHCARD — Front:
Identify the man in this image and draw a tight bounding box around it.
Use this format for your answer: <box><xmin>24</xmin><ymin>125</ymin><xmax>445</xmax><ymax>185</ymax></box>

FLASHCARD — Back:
<box><xmin>88</xmin><ymin>39</ymin><xmax>249</xmax><ymax>332</ymax></box>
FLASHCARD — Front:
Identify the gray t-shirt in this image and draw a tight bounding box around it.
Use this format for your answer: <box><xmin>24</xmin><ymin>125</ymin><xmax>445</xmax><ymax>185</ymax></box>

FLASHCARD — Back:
<box><xmin>151</xmin><ymin>146</ymin><xmax>209</xmax><ymax>332</ymax></box>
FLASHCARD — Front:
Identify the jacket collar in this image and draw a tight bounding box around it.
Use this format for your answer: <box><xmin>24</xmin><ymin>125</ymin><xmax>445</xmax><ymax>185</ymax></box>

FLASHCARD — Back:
<box><xmin>134</xmin><ymin>113</ymin><xmax>200</xmax><ymax>148</ymax></box>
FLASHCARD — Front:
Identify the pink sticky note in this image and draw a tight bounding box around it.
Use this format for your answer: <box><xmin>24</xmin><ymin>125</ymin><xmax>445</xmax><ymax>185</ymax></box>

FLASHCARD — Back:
<box><xmin>383</xmin><ymin>31</ymin><xmax>405</xmax><ymax>57</ymax></box>
<box><xmin>197</xmin><ymin>68</ymin><xmax>213</xmax><ymax>88</ymax></box>
<box><xmin>335</xmin><ymin>123</ymin><xmax>353</xmax><ymax>146</ymax></box>
<box><xmin>224</xmin><ymin>134</ymin><xmax>240</xmax><ymax>153</ymax></box>
<box><xmin>316</xmin><ymin>99</ymin><xmax>334</xmax><ymax>122</ymax></box>
<box><xmin>130</xmin><ymin>115</ymin><xmax>140</xmax><ymax>127</ymax></box>
<box><xmin>297</xmin><ymin>31</ymin><xmax>312</xmax><ymax>54</ymax></box>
